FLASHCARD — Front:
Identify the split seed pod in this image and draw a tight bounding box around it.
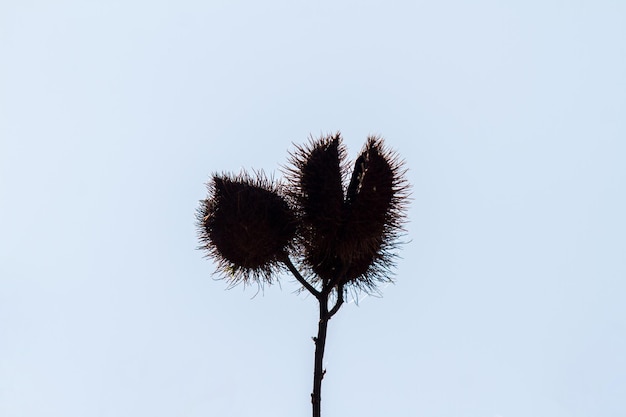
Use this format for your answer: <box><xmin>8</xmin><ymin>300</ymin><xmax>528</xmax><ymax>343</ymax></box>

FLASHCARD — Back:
<box><xmin>286</xmin><ymin>133</ymin><xmax>409</xmax><ymax>292</ymax></box>
<box><xmin>197</xmin><ymin>172</ymin><xmax>296</xmax><ymax>286</ymax></box>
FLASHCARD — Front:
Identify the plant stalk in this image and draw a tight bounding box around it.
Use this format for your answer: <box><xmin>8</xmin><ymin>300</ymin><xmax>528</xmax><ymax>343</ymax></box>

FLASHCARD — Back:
<box><xmin>312</xmin><ymin>296</ymin><xmax>329</xmax><ymax>417</ymax></box>
<box><xmin>311</xmin><ymin>283</ymin><xmax>344</xmax><ymax>417</ymax></box>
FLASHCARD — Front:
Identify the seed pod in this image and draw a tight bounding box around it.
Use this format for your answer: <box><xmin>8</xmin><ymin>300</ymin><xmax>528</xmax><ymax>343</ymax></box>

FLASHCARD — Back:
<box><xmin>285</xmin><ymin>133</ymin><xmax>346</xmax><ymax>283</ymax></box>
<box><xmin>197</xmin><ymin>171</ymin><xmax>296</xmax><ymax>286</ymax></box>
<box><xmin>339</xmin><ymin>136</ymin><xmax>410</xmax><ymax>290</ymax></box>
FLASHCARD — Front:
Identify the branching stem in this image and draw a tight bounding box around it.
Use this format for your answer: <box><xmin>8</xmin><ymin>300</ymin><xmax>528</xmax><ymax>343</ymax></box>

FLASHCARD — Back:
<box><xmin>284</xmin><ymin>255</ymin><xmax>347</xmax><ymax>417</ymax></box>
<box><xmin>327</xmin><ymin>284</ymin><xmax>344</xmax><ymax>319</ymax></box>
<box><xmin>284</xmin><ymin>256</ymin><xmax>321</xmax><ymax>299</ymax></box>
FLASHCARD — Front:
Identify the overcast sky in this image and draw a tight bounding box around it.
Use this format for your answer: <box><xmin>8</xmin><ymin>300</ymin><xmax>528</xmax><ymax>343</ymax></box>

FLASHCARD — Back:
<box><xmin>1</xmin><ymin>1</ymin><xmax>625</xmax><ymax>416</ymax></box>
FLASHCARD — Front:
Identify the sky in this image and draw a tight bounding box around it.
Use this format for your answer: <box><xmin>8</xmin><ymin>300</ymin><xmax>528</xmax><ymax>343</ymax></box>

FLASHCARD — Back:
<box><xmin>1</xmin><ymin>1</ymin><xmax>625</xmax><ymax>416</ymax></box>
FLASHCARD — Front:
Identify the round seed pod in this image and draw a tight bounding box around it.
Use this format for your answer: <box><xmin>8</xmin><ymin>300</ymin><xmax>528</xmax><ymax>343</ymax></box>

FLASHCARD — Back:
<box><xmin>197</xmin><ymin>171</ymin><xmax>296</xmax><ymax>286</ymax></box>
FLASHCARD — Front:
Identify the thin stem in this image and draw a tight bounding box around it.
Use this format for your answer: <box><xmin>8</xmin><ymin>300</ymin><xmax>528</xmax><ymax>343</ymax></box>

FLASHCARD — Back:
<box><xmin>327</xmin><ymin>284</ymin><xmax>344</xmax><ymax>319</ymax></box>
<box><xmin>312</xmin><ymin>296</ymin><xmax>329</xmax><ymax>417</ymax></box>
<box><xmin>283</xmin><ymin>255</ymin><xmax>321</xmax><ymax>298</ymax></box>
<box><xmin>312</xmin><ymin>282</ymin><xmax>344</xmax><ymax>417</ymax></box>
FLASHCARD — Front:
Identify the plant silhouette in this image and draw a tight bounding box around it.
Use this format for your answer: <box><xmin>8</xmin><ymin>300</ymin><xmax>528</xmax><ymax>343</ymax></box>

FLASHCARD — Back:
<box><xmin>197</xmin><ymin>132</ymin><xmax>409</xmax><ymax>417</ymax></box>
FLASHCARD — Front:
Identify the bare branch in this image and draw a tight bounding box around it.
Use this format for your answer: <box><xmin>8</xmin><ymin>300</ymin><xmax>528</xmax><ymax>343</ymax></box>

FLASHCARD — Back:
<box><xmin>327</xmin><ymin>284</ymin><xmax>344</xmax><ymax>319</ymax></box>
<box><xmin>284</xmin><ymin>255</ymin><xmax>321</xmax><ymax>298</ymax></box>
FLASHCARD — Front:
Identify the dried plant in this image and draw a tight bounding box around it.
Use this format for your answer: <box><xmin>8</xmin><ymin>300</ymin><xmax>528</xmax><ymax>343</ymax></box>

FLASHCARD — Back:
<box><xmin>197</xmin><ymin>132</ymin><xmax>409</xmax><ymax>417</ymax></box>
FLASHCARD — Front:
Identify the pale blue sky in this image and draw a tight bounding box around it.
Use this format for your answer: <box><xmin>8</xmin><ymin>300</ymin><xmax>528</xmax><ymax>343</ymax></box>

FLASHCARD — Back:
<box><xmin>1</xmin><ymin>1</ymin><xmax>625</xmax><ymax>416</ymax></box>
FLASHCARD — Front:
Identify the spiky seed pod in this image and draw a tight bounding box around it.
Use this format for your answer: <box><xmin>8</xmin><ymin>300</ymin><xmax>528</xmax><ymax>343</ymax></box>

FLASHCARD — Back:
<box><xmin>285</xmin><ymin>133</ymin><xmax>346</xmax><ymax>282</ymax></box>
<box><xmin>196</xmin><ymin>172</ymin><xmax>296</xmax><ymax>286</ymax></box>
<box><xmin>338</xmin><ymin>136</ymin><xmax>409</xmax><ymax>290</ymax></box>
<box><xmin>285</xmin><ymin>133</ymin><xmax>409</xmax><ymax>291</ymax></box>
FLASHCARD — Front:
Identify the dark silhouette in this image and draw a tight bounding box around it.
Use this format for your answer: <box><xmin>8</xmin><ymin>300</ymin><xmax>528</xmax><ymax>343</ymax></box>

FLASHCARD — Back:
<box><xmin>197</xmin><ymin>132</ymin><xmax>409</xmax><ymax>417</ymax></box>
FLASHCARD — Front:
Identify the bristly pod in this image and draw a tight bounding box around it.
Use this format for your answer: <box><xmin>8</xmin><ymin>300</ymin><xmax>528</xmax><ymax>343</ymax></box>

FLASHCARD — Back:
<box><xmin>284</xmin><ymin>133</ymin><xmax>347</xmax><ymax>284</ymax></box>
<box><xmin>196</xmin><ymin>171</ymin><xmax>297</xmax><ymax>287</ymax></box>
<box><xmin>338</xmin><ymin>136</ymin><xmax>410</xmax><ymax>291</ymax></box>
<box><xmin>285</xmin><ymin>133</ymin><xmax>409</xmax><ymax>292</ymax></box>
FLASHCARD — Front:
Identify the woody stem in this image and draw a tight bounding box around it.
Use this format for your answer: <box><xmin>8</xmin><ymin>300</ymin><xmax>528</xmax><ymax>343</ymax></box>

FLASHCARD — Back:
<box><xmin>311</xmin><ymin>283</ymin><xmax>344</xmax><ymax>417</ymax></box>
<box><xmin>312</xmin><ymin>294</ymin><xmax>328</xmax><ymax>417</ymax></box>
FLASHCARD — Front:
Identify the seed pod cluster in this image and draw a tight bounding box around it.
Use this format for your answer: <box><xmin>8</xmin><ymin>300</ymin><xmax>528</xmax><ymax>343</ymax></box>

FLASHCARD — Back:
<box><xmin>198</xmin><ymin>133</ymin><xmax>409</xmax><ymax>293</ymax></box>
